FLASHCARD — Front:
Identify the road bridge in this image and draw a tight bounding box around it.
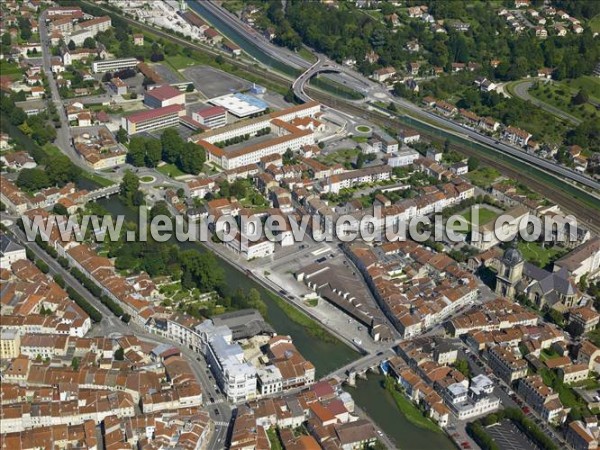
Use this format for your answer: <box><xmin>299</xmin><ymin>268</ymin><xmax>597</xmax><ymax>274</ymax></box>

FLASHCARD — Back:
<box><xmin>292</xmin><ymin>57</ymin><xmax>373</xmax><ymax>102</ymax></box>
<box><xmin>85</xmin><ymin>184</ymin><xmax>120</xmax><ymax>201</ymax></box>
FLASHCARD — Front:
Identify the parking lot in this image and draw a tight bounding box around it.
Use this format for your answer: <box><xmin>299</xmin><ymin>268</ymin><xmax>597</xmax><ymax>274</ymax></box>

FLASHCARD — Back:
<box><xmin>152</xmin><ymin>63</ymin><xmax>185</xmax><ymax>84</ymax></box>
<box><xmin>182</xmin><ymin>66</ymin><xmax>251</xmax><ymax>98</ymax></box>
<box><xmin>122</xmin><ymin>73</ymin><xmax>146</xmax><ymax>95</ymax></box>
<box><xmin>485</xmin><ymin>420</ymin><xmax>540</xmax><ymax>450</ymax></box>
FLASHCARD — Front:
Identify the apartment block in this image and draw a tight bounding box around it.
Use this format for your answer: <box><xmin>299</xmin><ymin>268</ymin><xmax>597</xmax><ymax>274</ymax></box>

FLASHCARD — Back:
<box><xmin>92</xmin><ymin>58</ymin><xmax>139</xmax><ymax>73</ymax></box>
<box><xmin>122</xmin><ymin>104</ymin><xmax>185</xmax><ymax>135</ymax></box>
<box><xmin>488</xmin><ymin>345</ymin><xmax>528</xmax><ymax>383</ymax></box>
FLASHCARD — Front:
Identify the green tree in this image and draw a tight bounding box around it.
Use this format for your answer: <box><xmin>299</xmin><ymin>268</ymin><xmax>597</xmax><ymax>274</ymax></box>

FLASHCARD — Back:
<box><xmin>53</xmin><ymin>274</ymin><xmax>65</xmax><ymax>288</ymax></box>
<box><xmin>356</xmin><ymin>152</ymin><xmax>366</xmax><ymax>169</ymax></box>
<box><xmin>35</xmin><ymin>259</ymin><xmax>50</xmax><ymax>274</ymax></box>
<box><xmin>46</xmin><ymin>154</ymin><xmax>81</xmax><ymax>186</ymax></box>
<box><xmin>127</xmin><ymin>137</ymin><xmax>146</xmax><ymax>166</ymax></box>
<box><xmin>571</xmin><ymin>89</ymin><xmax>589</xmax><ymax>106</ymax></box>
<box><xmin>161</xmin><ymin>128</ymin><xmax>184</xmax><ymax>164</ymax></box>
<box><xmin>177</xmin><ymin>142</ymin><xmax>205</xmax><ymax>174</ymax></box>
<box><xmin>284</xmin><ymin>89</ymin><xmax>296</xmax><ymax>104</ymax></box>
<box><xmin>114</xmin><ymin>347</ymin><xmax>125</xmax><ymax>360</ymax></box>
<box><xmin>149</xmin><ymin>201</ymin><xmax>172</xmax><ymax>220</ymax></box>
<box><xmin>132</xmin><ymin>190</ymin><xmax>145</xmax><ymax>207</ymax></box>
<box><xmin>16</xmin><ymin>168</ymin><xmax>50</xmax><ymax>191</ymax></box>
<box><xmin>468</xmin><ymin>156</ymin><xmax>480</xmax><ymax>171</ymax></box>
<box><xmin>10</xmin><ymin>108</ymin><xmax>27</xmax><ymax>126</ymax></box>
<box><xmin>71</xmin><ymin>357</ymin><xmax>80</xmax><ymax>371</ymax></box>
<box><xmin>53</xmin><ymin>203</ymin><xmax>68</xmax><ymax>216</ymax></box>
<box><xmin>68</xmin><ymin>39</ymin><xmax>76</xmax><ymax>51</ymax></box>
<box><xmin>283</xmin><ymin>148</ymin><xmax>295</xmax><ymax>165</ymax></box>
<box><xmin>454</xmin><ymin>358</ymin><xmax>471</xmax><ymax>378</ymax></box>
<box><xmin>180</xmin><ymin>250</ymin><xmax>225</xmax><ymax>293</ymax></box>
<box><xmin>83</xmin><ymin>37</ymin><xmax>96</xmax><ymax>49</ymax></box>
<box><xmin>1</xmin><ymin>32</ymin><xmax>11</xmax><ymax>47</ymax></box>
<box><xmin>120</xmin><ymin>170</ymin><xmax>140</xmax><ymax>204</ymax></box>
<box><xmin>145</xmin><ymin>139</ymin><xmax>162</xmax><ymax>167</ymax></box>
<box><xmin>116</xmin><ymin>127</ymin><xmax>128</xmax><ymax>144</ymax></box>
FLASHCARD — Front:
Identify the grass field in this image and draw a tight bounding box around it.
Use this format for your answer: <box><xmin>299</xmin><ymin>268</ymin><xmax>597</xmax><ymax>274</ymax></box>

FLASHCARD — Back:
<box><xmin>462</xmin><ymin>206</ymin><xmax>499</xmax><ymax>226</ymax></box>
<box><xmin>518</xmin><ymin>241</ymin><xmax>566</xmax><ymax>268</ymax></box>
<box><xmin>0</xmin><ymin>61</ymin><xmax>23</xmax><ymax>78</ymax></box>
<box><xmin>530</xmin><ymin>81</ymin><xmax>599</xmax><ymax>122</ymax></box>
<box><xmin>297</xmin><ymin>46</ymin><xmax>317</xmax><ymax>63</ymax></box>
<box><xmin>466</xmin><ymin>167</ymin><xmax>501</xmax><ymax>188</ymax></box>
<box><xmin>449</xmin><ymin>205</ymin><xmax>499</xmax><ymax>232</ymax></box>
<box><xmin>356</xmin><ymin>125</ymin><xmax>372</xmax><ymax>133</ymax></box>
<box><xmin>42</xmin><ymin>144</ymin><xmax>64</xmax><ymax>157</ymax></box>
<box><xmin>157</xmin><ymin>163</ymin><xmax>185</xmax><ymax>178</ymax></box>
<box><xmin>590</xmin><ymin>14</ymin><xmax>600</xmax><ymax>34</ymax></box>
<box><xmin>310</xmin><ymin>75</ymin><xmax>364</xmax><ymax>100</ymax></box>
<box><xmin>165</xmin><ymin>54</ymin><xmax>200</xmax><ymax>71</ymax></box>
<box><xmin>565</xmin><ymin>76</ymin><xmax>600</xmax><ymax>102</ymax></box>
<box><xmin>318</xmin><ymin>148</ymin><xmax>360</xmax><ymax>165</ymax></box>
<box><xmin>385</xmin><ymin>377</ymin><xmax>442</xmax><ymax>434</ymax></box>
<box><xmin>305</xmin><ymin>298</ymin><xmax>319</xmax><ymax>307</ymax></box>
<box><xmin>267</xmin><ymin>292</ymin><xmax>344</xmax><ymax>345</ymax></box>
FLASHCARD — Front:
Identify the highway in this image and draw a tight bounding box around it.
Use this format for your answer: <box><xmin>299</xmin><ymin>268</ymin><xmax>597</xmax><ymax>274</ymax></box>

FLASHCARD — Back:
<box><xmin>510</xmin><ymin>80</ymin><xmax>582</xmax><ymax>126</ymax></box>
<box><xmin>390</xmin><ymin>97</ymin><xmax>600</xmax><ymax>192</ymax></box>
<box><xmin>196</xmin><ymin>0</ymin><xmax>378</xmax><ymax>96</ymax></box>
<box><xmin>292</xmin><ymin>58</ymin><xmax>600</xmax><ymax>197</ymax></box>
<box><xmin>195</xmin><ymin>0</ymin><xmax>600</xmax><ymax>198</ymax></box>
<box><xmin>29</xmin><ymin>3</ymin><xmax>596</xmax><ymax>446</ymax></box>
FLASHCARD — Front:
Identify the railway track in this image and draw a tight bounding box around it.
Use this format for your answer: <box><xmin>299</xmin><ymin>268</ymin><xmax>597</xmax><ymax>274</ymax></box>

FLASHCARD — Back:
<box><xmin>309</xmin><ymin>90</ymin><xmax>600</xmax><ymax>234</ymax></box>
<box><xmin>85</xmin><ymin>1</ymin><xmax>599</xmax><ymax>233</ymax></box>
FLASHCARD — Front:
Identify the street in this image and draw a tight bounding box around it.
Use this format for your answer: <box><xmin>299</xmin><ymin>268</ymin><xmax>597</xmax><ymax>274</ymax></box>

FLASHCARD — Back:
<box><xmin>5</xmin><ymin>220</ymin><xmax>231</xmax><ymax>450</ymax></box>
<box><xmin>197</xmin><ymin>0</ymin><xmax>600</xmax><ymax>198</ymax></box>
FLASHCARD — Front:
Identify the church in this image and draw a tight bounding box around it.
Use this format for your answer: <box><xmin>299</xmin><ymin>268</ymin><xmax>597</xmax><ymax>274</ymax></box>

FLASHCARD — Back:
<box><xmin>495</xmin><ymin>243</ymin><xmax>581</xmax><ymax>312</ymax></box>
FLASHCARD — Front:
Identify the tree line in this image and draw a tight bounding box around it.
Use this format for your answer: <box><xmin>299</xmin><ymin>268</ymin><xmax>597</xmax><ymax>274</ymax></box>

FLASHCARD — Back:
<box><xmin>125</xmin><ymin>128</ymin><xmax>206</xmax><ymax>175</ymax></box>
<box><xmin>257</xmin><ymin>0</ymin><xmax>599</xmax><ymax>83</ymax></box>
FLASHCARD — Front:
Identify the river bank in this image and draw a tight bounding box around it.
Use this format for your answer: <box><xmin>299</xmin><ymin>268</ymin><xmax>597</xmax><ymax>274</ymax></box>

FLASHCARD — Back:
<box><xmin>348</xmin><ymin>374</ymin><xmax>456</xmax><ymax>450</ymax></box>
<box><xmin>95</xmin><ymin>196</ymin><xmax>359</xmax><ymax>376</ymax></box>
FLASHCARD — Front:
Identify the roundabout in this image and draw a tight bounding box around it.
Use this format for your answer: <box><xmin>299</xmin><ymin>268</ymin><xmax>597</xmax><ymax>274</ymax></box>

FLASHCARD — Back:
<box><xmin>140</xmin><ymin>175</ymin><xmax>156</xmax><ymax>184</ymax></box>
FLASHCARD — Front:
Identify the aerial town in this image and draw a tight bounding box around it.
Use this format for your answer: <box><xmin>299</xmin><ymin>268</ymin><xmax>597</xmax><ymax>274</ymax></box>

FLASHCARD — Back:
<box><xmin>0</xmin><ymin>1</ymin><xmax>599</xmax><ymax>450</ymax></box>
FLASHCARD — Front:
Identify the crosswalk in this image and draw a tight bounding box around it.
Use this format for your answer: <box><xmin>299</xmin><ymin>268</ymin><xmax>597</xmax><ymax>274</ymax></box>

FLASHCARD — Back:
<box><xmin>213</xmin><ymin>421</ymin><xmax>229</xmax><ymax>427</ymax></box>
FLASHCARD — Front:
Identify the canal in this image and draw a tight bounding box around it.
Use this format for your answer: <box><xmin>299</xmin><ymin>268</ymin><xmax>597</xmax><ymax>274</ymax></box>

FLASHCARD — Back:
<box><xmin>95</xmin><ymin>196</ymin><xmax>359</xmax><ymax>377</ymax></box>
<box><xmin>186</xmin><ymin>0</ymin><xmax>300</xmax><ymax>77</ymax></box>
<box><xmin>348</xmin><ymin>374</ymin><xmax>456</xmax><ymax>450</ymax></box>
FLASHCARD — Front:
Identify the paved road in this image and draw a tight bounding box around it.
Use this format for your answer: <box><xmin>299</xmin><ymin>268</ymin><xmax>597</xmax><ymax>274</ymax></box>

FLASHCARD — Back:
<box><xmin>461</xmin><ymin>348</ymin><xmax>570</xmax><ymax>449</ymax></box>
<box><xmin>4</xmin><ymin>220</ymin><xmax>231</xmax><ymax>450</ymax></box>
<box><xmin>510</xmin><ymin>80</ymin><xmax>582</xmax><ymax>126</ymax></box>
<box><xmin>39</xmin><ymin>13</ymin><xmax>89</xmax><ymax>171</ymax></box>
<box><xmin>197</xmin><ymin>0</ymin><xmax>378</xmax><ymax>97</ymax></box>
<box><xmin>200</xmin><ymin>0</ymin><xmax>600</xmax><ymax>197</ymax></box>
<box><xmin>389</xmin><ymin>97</ymin><xmax>600</xmax><ymax>193</ymax></box>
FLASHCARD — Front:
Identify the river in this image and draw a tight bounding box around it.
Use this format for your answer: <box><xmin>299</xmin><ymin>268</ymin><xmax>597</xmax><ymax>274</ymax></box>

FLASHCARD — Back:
<box><xmin>349</xmin><ymin>374</ymin><xmax>456</xmax><ymax>450</ymax></box>
<box><xmin>95</xmin><ymin>196</ymin><xmax>359</xmax><ymax>377</ymax></box>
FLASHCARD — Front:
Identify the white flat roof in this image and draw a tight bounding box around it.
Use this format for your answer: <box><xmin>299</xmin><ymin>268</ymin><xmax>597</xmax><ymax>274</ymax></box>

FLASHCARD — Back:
<box><xmin>209</xmin><ymin>93</ymin><xmax>267</xmax><ymax>118</ymax></box>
